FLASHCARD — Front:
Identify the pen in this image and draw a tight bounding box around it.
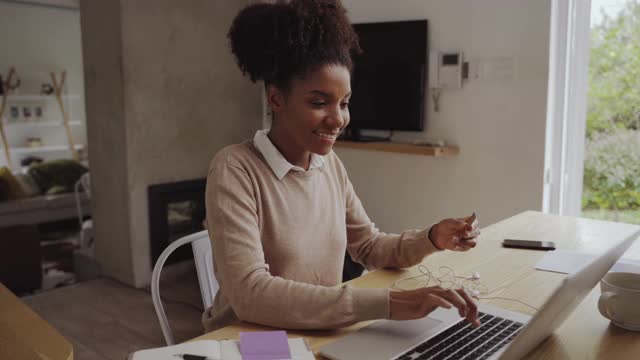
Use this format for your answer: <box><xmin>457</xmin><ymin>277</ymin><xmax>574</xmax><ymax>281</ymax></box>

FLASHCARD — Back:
<box><xmin>173</xmin><ymin>354</ymin><xmax>218</xmax><ymax>360</ymax></box>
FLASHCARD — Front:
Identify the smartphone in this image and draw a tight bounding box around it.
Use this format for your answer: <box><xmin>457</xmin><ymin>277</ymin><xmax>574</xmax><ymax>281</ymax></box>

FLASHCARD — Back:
<box><xmin>502</xmin><ymin>239</ymin><xmax>556</xmax><ymax>251</ymax></box>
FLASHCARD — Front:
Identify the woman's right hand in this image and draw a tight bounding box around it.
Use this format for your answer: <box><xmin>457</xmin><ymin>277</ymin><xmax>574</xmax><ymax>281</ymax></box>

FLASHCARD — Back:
<box><xmin>389</xmin><ymin>286</ymin><xmax>481</xmax><ymax>327</ymax></box>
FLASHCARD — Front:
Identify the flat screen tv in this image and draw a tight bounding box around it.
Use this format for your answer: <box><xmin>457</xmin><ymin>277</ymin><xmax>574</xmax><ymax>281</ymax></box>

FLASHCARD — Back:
<box><xmin>344</xmin><ymin>20</ymin><xmax>427</xmax><ymax>141</ymax></box>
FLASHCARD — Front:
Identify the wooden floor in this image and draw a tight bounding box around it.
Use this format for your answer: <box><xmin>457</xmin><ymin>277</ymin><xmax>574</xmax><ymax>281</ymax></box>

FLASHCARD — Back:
<box><xmin>22</xmin><ymin>264</ymin><xmax>204</xmax><ymax>360</ymax></box>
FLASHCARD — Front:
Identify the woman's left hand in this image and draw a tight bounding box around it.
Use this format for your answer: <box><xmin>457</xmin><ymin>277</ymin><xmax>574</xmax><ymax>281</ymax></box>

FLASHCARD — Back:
<box><xmin>429</xmin><ymin>213</ymin><xmax>480</xmax><ymax>251</ymax></box>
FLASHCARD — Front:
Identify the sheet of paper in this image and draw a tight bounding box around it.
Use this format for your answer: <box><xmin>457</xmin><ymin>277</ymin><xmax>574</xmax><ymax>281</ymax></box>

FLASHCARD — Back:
<box><xmin>130</xmin><ymin>336</ymin><xmax>314</xmax><ymax>360</ymax></box>
<box><xmin>130</xmin><ymin>340</ymin><xmax>220</xmax><ymax>360</ymax></box>
<box><xmin>535</xmin><ymin>249</ymin><xmax>640</xmax><ymax>274</ymax></box>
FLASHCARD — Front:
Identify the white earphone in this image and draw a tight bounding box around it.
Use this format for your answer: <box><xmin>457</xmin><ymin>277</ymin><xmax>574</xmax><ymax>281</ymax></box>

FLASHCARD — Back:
<box><xmin>465</xmin><ymin>272</ymin><xmax>481</xmax><ymax>297</ymax></box>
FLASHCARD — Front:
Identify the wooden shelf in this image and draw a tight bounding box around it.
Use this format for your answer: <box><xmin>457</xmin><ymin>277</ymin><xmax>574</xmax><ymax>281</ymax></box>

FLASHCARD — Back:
<box><xmin>334</xmin><ymin>141</ymin><xmax>459</xmax><ymax>157</ymax></box>
<box><xmin>12</xmin><ymin>144</ymin><xmax>84</xmax><ymax>154</ymax></box>
<box><xmin>4</xmin><ymin>121</ymin><xmax>82</xmax><ymax>127</ymax></box>
<box><xmin>5</xmin><ymin>94</ymin><xmax>80</xmax><ymax>101</ymax></box>
<box><xmin>0</xmin><ymin>69</ymin><xmax>82</xmax><ymax>168</ymax></box>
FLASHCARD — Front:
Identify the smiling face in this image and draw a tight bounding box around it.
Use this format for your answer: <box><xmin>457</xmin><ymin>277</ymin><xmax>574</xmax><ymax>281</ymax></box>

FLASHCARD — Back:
<box><xmin>266</xmin><ymin>64</ymin><xmax>352</xmax><ymax>168</ymax></box>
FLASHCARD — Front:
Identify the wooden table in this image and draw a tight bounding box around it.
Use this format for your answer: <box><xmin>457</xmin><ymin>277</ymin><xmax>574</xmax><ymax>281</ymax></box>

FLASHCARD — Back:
<box><xmin>0</xmin><ymin>282</ymin><xmax>73</xmax><ymax>360</ymax></box>
<box><xmin>192</xmin><ymin>211</ymin><xmax>640</xmax><ymax>359</ymax></box>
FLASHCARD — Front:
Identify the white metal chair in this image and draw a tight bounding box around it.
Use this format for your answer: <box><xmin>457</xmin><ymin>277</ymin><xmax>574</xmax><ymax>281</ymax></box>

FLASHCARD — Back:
<box><xmin>151</xmin><ymin>229</ymin><xmax>218</xmax><ymax>345</ymax></box>
<box><xmin>74</xmin><ymin>172</ymin><xmax>93</xmax><ymax>249</ymax></box>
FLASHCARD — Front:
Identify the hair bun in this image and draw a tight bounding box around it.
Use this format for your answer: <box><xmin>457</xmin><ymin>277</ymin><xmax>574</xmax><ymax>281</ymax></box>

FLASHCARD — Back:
<box><xmin>228</xmin><ymin>0</ymin><xmax>360</xmax><ymax>89</ymax></box>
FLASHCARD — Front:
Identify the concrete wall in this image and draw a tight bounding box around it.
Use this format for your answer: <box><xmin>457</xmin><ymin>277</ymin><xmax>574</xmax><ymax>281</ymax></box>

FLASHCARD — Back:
<box><xmin>336</xmin><ymin>0</ymin><xmax>551</xmax><ymax>231</ymax></box>
<box><xmin>81</xmin><ymin>0</ymin><xmax>262</xmax><ymax>286</ymax></box>
<box><xmin>80</xmin><ymin>0</ymin><xmax>132</xmax><ymax>283</ymax></box>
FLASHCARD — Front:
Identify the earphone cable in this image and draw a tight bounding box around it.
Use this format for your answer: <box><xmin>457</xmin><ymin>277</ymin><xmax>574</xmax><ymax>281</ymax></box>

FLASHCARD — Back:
<box><xmin>392</xmin><ymin>265</ymin><xmax>538</xmax><ymax>313</ymax></box>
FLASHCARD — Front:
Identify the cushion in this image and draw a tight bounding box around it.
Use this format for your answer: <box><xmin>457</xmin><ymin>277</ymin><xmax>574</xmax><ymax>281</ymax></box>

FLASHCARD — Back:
<box><xmin>28</xmin><ymin>160</ymin><xmax>88</xmax><ymax>195</ymax></box>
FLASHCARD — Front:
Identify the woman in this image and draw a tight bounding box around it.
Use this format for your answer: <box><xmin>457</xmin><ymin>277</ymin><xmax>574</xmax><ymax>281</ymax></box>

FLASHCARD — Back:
<box><xmin>202</xmin><ymin>0</ymin><xmax>480</xmax><ymax>333</ymax></box>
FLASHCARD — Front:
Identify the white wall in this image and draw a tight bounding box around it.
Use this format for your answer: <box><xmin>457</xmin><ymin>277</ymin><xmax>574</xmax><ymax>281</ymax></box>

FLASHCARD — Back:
<box><xmin>0</xmin><ymin>1</ymin><xmax>87</xmax><ymax>168</ymax></box>
<box><xmin>337</xmin><ymin>0</ymin><xmax>550</xmax><ymax>231</ymax></box>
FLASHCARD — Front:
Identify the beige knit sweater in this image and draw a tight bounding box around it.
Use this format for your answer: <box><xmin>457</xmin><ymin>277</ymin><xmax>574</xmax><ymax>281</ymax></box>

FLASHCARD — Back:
<box><xmin>202</xmin><ymin>140</ymin><xmax>440</xmax><ymax>332</ymax></box>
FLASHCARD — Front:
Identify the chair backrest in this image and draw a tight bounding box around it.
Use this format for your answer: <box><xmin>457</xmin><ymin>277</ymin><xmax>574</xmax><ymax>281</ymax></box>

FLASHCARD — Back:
<box><xmin>74</xmin><ymin>172</ymin><xmax>90</xmax><ymax>226</ymax></box>
<box><xmin>151</xmin><ymin>229</ymin><xmax>218</xmax><ymax>345</ymax></box>
<box><xmin>190</xmin><ymin>230</ymin><xmax>218</xmax><ymax>310</ymax></box>
<box><xmin>79</xmin><ymin>172</ymin><xmax>91</xmax><ymax>198</ymax></box>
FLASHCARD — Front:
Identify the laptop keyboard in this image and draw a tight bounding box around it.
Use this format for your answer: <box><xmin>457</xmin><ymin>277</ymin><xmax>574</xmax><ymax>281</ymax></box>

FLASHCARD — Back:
<box><xmin>394</xmin><ymin>312</ymin><xmax>524</xmax><ymax>360</ymax></box>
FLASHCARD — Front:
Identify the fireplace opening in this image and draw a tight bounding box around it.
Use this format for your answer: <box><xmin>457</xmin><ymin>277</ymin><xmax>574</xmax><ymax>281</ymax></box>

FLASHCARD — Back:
<box><xmin>148</xmin><ymin>178</ymin><xmax>206</xmax><ymax>266</ymax></box>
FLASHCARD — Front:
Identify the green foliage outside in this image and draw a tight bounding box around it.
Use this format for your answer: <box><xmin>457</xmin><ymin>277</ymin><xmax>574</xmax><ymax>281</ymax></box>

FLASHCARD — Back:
<box><xmin>583</xmin><ymin>1</ymin><xmax>640</xmax><ymax>223</ymax></box>
<box><xmin>587</xmin><ymin>1</ymin><xmax>640</xmax><ymax>136</ymax></box>
<box><xmin>583</xmin><ymin>130</ymin><xmax>640</xmax><ymax>209</ymax></box>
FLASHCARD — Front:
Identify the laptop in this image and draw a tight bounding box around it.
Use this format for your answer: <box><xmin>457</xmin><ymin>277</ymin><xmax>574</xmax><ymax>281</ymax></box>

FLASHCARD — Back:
<box><xmin>319</xmin><ymin>227</ymin><xmax>640</xmax><ymax>360</ymax></box>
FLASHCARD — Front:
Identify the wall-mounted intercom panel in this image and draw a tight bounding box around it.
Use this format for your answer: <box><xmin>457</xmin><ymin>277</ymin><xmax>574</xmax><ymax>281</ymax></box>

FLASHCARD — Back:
<box><xmin>429</xmin><ymin>51</ymin><xmax>464</xmax><ymax>89</ymax></box>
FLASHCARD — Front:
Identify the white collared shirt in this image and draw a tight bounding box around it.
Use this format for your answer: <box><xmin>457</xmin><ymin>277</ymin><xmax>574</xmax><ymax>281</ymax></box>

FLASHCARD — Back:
<box><xmin>253</xmin><ymin>129</ymin><xmax>325</xmax><ymax>180</ymax></box>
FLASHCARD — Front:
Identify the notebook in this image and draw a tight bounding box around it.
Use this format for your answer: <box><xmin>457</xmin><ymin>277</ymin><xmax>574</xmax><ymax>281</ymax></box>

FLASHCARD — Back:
<box><xmin>129</xmin><ymin>338</ymin><xmax>314</xmax><ymax>360</ymax></box>
<box><xmin>239</xmin><ymin>331</ymin><xmax>290</xmax><ymax>360</ymax></box>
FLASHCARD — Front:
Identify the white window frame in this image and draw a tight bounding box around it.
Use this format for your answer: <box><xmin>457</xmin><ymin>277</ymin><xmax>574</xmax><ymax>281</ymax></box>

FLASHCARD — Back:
<box><xmin>543</xmin><ymin>0</ymin><xmax>591</xmax><ymax>216</ymax></box>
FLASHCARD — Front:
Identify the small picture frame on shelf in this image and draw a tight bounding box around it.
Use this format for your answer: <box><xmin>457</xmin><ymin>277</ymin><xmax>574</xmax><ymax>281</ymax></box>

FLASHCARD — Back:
<box><xmin>9</xmin><ymin>105</ymin><xmax>20</xmax><ymax>123</ymax></box>
<box><xmin>34</xmin><ymin>105</ymin><xmax>44</xmax><ymax>121</ymax></box>
<box><xmin>22</xmin><ymin>106</ymin><xmax>32</xmax><ymax>121</ymax></box>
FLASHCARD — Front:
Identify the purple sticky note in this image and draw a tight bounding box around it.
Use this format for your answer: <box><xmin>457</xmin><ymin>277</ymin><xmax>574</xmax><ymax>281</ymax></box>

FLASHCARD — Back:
<box><xmin>239</xmin><ymin>331</ymin><xmax>291</xmax><ymax>360</ymax></box>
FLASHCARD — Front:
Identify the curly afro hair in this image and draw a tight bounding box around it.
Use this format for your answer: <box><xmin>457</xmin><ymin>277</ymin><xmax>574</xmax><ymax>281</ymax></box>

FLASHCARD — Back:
<box><xmin>228</xmin><ymin>0</ymin><xmax>361</xmax><ymax>91</ymax></box>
